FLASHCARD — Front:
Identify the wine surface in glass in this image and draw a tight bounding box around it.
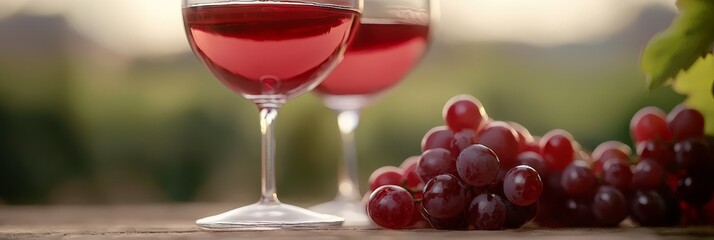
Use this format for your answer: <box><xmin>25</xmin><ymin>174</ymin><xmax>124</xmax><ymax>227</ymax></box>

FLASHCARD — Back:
<box><xmin>314</xmin><ymin>20</ymin><xmax>429</xmax><ymax>96</ymax></box>
<box><xmin>184</xmin><ymin>3</ymin><xmax>359</xmax><ymax>99</ymax></box>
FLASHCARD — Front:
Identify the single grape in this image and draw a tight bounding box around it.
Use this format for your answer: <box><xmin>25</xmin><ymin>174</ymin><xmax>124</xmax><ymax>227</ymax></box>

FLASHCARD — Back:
<box><xmin>417</xmin><ymin>148</ymin><xmax>457</xmax><ymax>182</ymax></box>
<box><xmin>637</xmin><ymin>139</ymin><xmax>675</xmax><ymax>169</ymax></box>
<box><xmin>456</xmin><ymin>144</ymin><xmax>500</xmax><ymax>187</ymax></box>
<box><xmin>421</xmin><ymin>126</ymin><xmax>454</xmax><ymax>152</ymax></box>
<box><xmin>630</xmin><ymin>106</ymin><xmax>672</xmax><ymax>143</ymax></box>
<box><xmin>592</xmin><ymin>140</ymin><xmax>633</xmax><ymax>162</ymax></box>
<box><xmin>468</xmin><ymin>193</ymin><xmax>507</xmax><ymax>230</ymax></box>
<box><xmin>503</xmin><ymin>200</ymin><xmax>537</xmax><ymax>229</ymax></box>
<box><xmin>503</xmin><ymin>165</ymin><xmax>543</xmax><ymax>206</ymax></box>
<box><xmin>451</xmin><ymin>129</ymin><xmax>478</xmax><ymax>156</ymax></box>
<box><xmin>399</xmin><ymin>155</ymin><xmax>420</xmax><ymax>169</ymax></box>
<box><xmin>602</xmin><ymin>159</ymin><xmax>633</xmax><ymax>192</ymax></box>
<box><xmin>560</xmin><ymin>161</ymin><xmax>597</xmax><ymax>198</ymax></box>
<box><xmin>443</xmin><ymin>94</ymin><xmax>488</xmax><ymax>132</ymax></box>
<box><xmin>564</xmin><ymin>198</ymin><xmax>595</xmax><ymax>227</ymax></box>
<box><xmin>674</xmin><ymin>139</ymin><xmax>711</xmax><ymax>169</ymax></box>
<box><xmin>667</xmin><ymin>104</ymin><xmax>705</xmax><ymax>141</ymax></box>
<box><xmin>477</xmin><ymin>121</ymin><xmax>520</xmax><ymax>168</ymax></box>
<box><xmin>592</xmin><ymin>186</ymin><xmax>628</xmax><ymax>226</ymax></box>
<box><xmin>631</xmin><ymin>159</ymin><xmax>665</xmax><ymax>190</ymax></box>
<box><xmin>540</xmin><ymin>129</ymin><xmax>575</xmax><ymax>172</ymax></box>
<box><xmin>516</xmin><ymin>151</ymin><xmax>546</xmax><ymax>175</ymax></box>
<box><xmin>368</xmin><ymin>166</ymin><xmax>404</xmax><ymax>191</ymax></box>
<box><xmin>400</xmin><ymin>156</ymin><xmax>425</xmax><ymax>193</ymax></box>
<box><xmin>591</xmin><ymin>141</ymin><xmax>631</xmax><ymax>177</ymax></box>
<box><xmin>508</xmin><ymin>121</ymin><xmax>534</xmax><ymax>153</ymax></box>
<box><xmin>630</xmin><ymin>189</ymin><xmax>668</xmax><ymax>226</ymax></box>
<box><xmin>367</xmin><ymin>185</ymin><xmax>415</xmax><ymax>229</ymax></box>
<box><xmin>677</xmin><ymin>170</ymin><xmax>714</xmax><ymax>207</ymax></box>
<box><xmin>422</xmin><ymin>174</ymin><xmax>467</xmax><ymax>219</ymax></box>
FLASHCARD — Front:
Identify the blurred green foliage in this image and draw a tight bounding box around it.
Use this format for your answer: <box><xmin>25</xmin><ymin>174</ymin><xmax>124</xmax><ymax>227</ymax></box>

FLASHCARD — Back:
<box><xmin>0</xmin><ymin>9</ymin><xmax>687</xmax><ymax>205</ymax></box>
<box><xmin>674</xmin><ymin>55</ymin><xmax>714</xmax><ymax>134</ymax></box>
<box><xmin>641</xmin><ymin>0</ymin><xmax>714</xmax><ymax>90</ymax></box>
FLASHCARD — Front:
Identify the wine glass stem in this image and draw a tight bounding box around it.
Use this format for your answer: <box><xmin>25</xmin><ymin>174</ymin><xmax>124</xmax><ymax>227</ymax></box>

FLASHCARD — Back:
<box><xmin>335</xmin><ymin>110</ymin><xmax>362</xmax><ymax>202</ymax></box>
<box><xmin>259</xmin><ymin>107</ymin><xmax>281</xmax><ymax>204</ymax></box>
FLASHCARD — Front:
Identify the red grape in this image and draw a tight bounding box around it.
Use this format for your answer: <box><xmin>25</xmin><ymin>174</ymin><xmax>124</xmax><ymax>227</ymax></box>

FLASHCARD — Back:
<box><xmin>560</xmin><ymin>161</ymin><xmax>597</xmax><ymax>198</ymax></box>
<box><xmin>367</xmin><ymin>185</ymin><xmax>415</xmax><ymax>229</ymax></box>
<box><xmin>421</xmin><ymin>126</ymin><xmax>454</xmax><ymax>152</ymax></box>
<box><xmin>677</xmin><ymin>170</ymin><xmax>714</xmax><ymax>207</ymax></box>
<box><xmin>477</xmin><ymin>121</ymin><xmax>520</xmax><ymax>168</ymax></box>
<box><xmin>563</xmin><ymin>198</ymin><xmax>596</xmax><ymax>227</ymax></box>
<box><xmin>630</xmin><ymin>189</ymin><xmax>668</xmax><ymax>226</ymax></box>
<box><xmin>674</xmin><ymin>139</ymin><xmax>711</xmax><ymax>169</ymax></box>
<box><xmin>540</xmin><ymin>129</ymin><xmax>575</xmax><ymax>172</ymax></box>
<box><xmin>667</xmin><ymin>104</ymin><xmax>705</xmax><ymax>141</ymax></box>
<box><xmin>451</xmin><ymin>129</ymin><xmax>478</xmax><ymax>156</ymax></box>
<box><xmin>592</xmin><ymin>140</ymin><xmax>632</xmax><ymax>162</ymax></box>
<box><xmin>630</xmin><ymin>106</ymin><xmax>671</xmax><ymax>143</ymax></box>
<box><xmin>468</xmin><ymin>193</ymin><xmax>507</xmax><ymax>230</ymax></box>
<box><xmin>503</xmin><ymin>165</ymin><xmax>543</xmax><ymax>206</ymax></box>
<box><xmin>636</xmin><ymin>139</ymin><xmax>675</xmax><ymax>169</ymax></box>
<box><xmin>602</xmin><ymin>159</ymin><xmax>633</xmax><ymax>192</ymax></box>
<box><xmin>443</xmin><ymin>94</ymin><xmax>488</xmax><ymax>132</ymax></box>
<box><xmin>631</xmin><ymin>159</ymin><xmax>665</xmax><ymax>190</ymax></box>
<box><xmin>368</xmin><ymin>166</ymin><xmax>404</xmax><ymax>191</ymax></box>
<box><xmin>422</xmin><ymin>174</ymin><xmax>467</xmax><ymax>219</ymax></box>
<box><xmin>591</xmin><ymin>141</ymin><xmax>631</xmax><ymax>177</ymax></box>
<box><xmin>508</xmin><ymin>121</ymin><xmax>534</xmax><ymax>153</ymax></box>
<box><xmin>592</xmin><ymin>186</ymin><xmax>628</xmax><ymax>226</ymax></box>
<box><xmin>516</xmin><ymin>151</ymin><xmax>546</xmax><ymax>175</ymax></box>
<box><xmin>503</xmin><ymin>200</ymin><xmax>537</xmax><ymax>229</ymax></box>
<box><xmin>399</xmin><ymin>155</ymin><xmax>420</xmax><ymax>169</ymax></box>
<box><xmin>417</xmin><ymin>148</ymin><xmax>457</xmax><ymax>182</ymax></box>
<box><xmin>456</xmin><ymin>144</ymin><xmax>500</xmax><ymax>187</ymax></box>
<box><xmin>400</xmin><ymin>156</ymin><xmax>424</xmax><ymax>193</ymax></box>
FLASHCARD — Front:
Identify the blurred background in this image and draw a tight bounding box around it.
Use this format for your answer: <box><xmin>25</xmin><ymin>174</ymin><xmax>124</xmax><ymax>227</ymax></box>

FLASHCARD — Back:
<box><xmin>0</xmin><ymin>0</ymin><xmax>685</xmax><ymax>205</ymax></box>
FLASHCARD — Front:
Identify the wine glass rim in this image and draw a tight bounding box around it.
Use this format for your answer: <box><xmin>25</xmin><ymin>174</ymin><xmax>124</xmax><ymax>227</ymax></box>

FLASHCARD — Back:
<box><xmin>183</xmin><ymin>0</ymin><xmax>363</xmax><ymax>12</ymax></box>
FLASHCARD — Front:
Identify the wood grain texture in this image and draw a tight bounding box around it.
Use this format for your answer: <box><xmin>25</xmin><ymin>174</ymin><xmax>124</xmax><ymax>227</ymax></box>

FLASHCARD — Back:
<box><xmin>0</xmin><ymin>204</ymin><xmax>711</xmax><ymax>239</ymax></box>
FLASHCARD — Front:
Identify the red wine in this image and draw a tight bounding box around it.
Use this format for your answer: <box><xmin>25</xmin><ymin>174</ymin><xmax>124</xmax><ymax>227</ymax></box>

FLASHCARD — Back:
<box><xmin>183</xmin><ymin>3</ymin><xmax>359</xmax><ymax>99</ymax></box>
<box><xmin>315</xmin><ymin>20</ymin><xmax>429</xmax><ymax>97</ymax></box>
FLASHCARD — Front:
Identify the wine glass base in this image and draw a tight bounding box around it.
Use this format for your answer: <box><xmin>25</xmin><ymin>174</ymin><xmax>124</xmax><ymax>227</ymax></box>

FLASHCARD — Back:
<box><xmin>309</xmin><ymin>199</ymin><xmax>372</xmax><ymax>227</ymax></box>
<box><xmin>196</xmin><ymin>202</ymin><xmax>344</xmax><ymax>231</ymax></box>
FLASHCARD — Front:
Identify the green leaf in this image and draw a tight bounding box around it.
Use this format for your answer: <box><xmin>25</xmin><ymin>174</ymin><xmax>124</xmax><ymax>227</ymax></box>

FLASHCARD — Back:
<box><xmin>641</xmin><ymin>0</ymin><xmax>714</xmax><ymax>90</ymax></box>
<box><xmin>672</xmin><ymin>54</ymin><xmax>714</xmax><ymax>135</ymax></box>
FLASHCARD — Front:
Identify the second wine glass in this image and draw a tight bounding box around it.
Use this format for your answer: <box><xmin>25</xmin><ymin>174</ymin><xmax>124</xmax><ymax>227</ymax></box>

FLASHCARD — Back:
<box><xmin>309</xmin><ymin>0</ymin><xmax>436</xmax><ymax>226</ymax></box>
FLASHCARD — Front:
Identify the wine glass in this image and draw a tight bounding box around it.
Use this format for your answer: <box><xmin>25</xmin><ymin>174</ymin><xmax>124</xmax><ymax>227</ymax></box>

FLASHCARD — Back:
<box><xmin>309</xmin><ymin>0</ymin><xmax>436</xmax><ymax>226</ymax></box>
<box><xmin>182</xmin><ymin>0</ymin><xmax>362</xmax><ymax>230</ymax></box>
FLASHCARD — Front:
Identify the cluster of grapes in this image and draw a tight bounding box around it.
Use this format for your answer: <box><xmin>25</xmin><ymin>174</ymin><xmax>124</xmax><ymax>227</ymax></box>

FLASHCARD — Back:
<box><xmin>365</xmin><ymin>95</ymin><xmax>544</xmax><ymax>230</ymax></box>
<box><xmin>364</xmin><ymin>93</ymin><xmax>714</xmax><ymax>229</ymax></box>
<box><xmin>535</xmin><ymin>104</ymin><xmax>714</xmax><ymax>227</ymax></box>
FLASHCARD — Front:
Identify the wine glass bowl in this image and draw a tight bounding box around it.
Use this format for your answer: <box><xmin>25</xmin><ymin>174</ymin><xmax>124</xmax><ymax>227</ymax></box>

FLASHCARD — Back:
<box><xmin>182</xmin><ymin>0</ymin><xmax>361</xmax><ymax>230</ymax></box>
<box><xmin>309</xmin><ymin>0</ymin><xmax>435</xmax><ymax>226</ymax></box>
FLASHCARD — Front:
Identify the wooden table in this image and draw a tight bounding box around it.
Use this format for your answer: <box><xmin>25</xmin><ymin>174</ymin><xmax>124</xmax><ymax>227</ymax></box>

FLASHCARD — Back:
<box><xmin>0</xmin><ymin>204</ymin><xmax>712</xmax><ymax>239</ymax></box>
